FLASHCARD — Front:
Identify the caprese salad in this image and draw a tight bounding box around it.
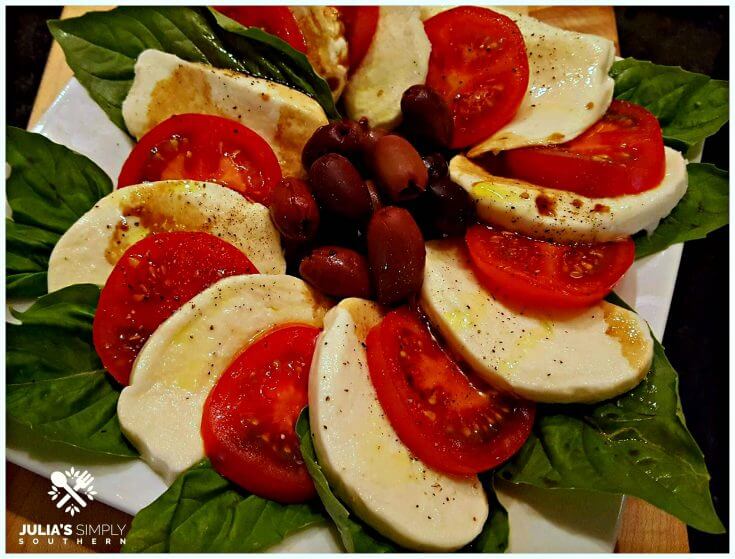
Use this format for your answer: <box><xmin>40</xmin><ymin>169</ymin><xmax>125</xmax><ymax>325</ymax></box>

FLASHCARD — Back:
<box><xmin>6</xmin><ymin>5</ymin><xmax>729</xmax><ymax>553</ymax></box>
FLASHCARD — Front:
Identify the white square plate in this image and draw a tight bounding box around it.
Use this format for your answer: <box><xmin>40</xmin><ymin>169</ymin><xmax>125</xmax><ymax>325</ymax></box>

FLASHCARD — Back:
<box><xmin>7</xmin><ymin>78</ymin><xmax>685</xmax><ymax>553</ymax></box>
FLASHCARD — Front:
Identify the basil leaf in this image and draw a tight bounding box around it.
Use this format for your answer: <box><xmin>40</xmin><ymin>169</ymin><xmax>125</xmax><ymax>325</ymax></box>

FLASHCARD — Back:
<box><xmin>123</xmin><ymin>459</ymin><xmax>325</xmax><ymax>552</ymax></box>
<box><xmin>6</xmin><ymin>127</ymin><xmax>112</xmax><ymax>297</ymax></box>
<box><xmin>496</xmin><ymin>328</ymin><xmax>724</xmax><ymax>534</ymax></box>
<box><xmin>635</xmin><ymin>163</ymin><xmax>728</xmax><ymax>259</ymax></box>
<box><xmin>6</xmin><ymin>284</ymin><xmax>136</xmax><ymax>457</ymax></box>
<box><xmin>6</xmin><ymin>220</ymin><xmax>56</xmax><ymax>298</ymax></box>
<box><xmin>467</xmin><ymin>480</ymin><xmax>509</xmax><ymax>553</ymax></box>
<box><xmin>209</xmin><ymin>8</ymin><xmax>339</xmax><ymax>120</ymax></box>
<box><xmin>611</xmin><ymin>58</ymin><xmax>729</xmax><ymax>153</ymax></box>
<box><xmin>296</xmin><ymin>410</ymin><xmax>399</xmax><ymax>553</ymax></box>
<box><xmin>48</xmin><ymin>7</ymin><xmax>338</xmax><ymax>133</ymax></box>
<box><xmin>48</xmin><ymin>7</ymin><xmax>242</xmax><ymax>131</ymax></box>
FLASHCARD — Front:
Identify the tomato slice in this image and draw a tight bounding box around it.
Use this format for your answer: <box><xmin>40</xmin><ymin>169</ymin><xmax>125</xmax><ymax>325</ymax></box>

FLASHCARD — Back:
<box><xmin>337</xmin><ymin>6</ymin><xmax>379</xmax><ymax>72</ymax></box>
<box><xmin>202</xmin><ymin>325</ymin><xmax>319</xmax><ymax>503</ymax></box>
<box><xmin>500</xmin><ymin>100</ymin><xmax>666</xmax><ymax>197</ymax></box>
<box><xmin>118</xmin><ymin>114</ymin><xmax>282</xmax><ymax>206</ymax></box>
<box><xmin>366</xmin><ymin>307</ymin><xmax>534</xmax><ymax>476</ymax></box>
<box><xmin>215</xmin><ymin>6</ymin><xmax>307</xmax><ymax>52</ymax></box>
<box><xmin>466</xmin><ymin>224</ymin><xmax>635</xmax><ymax>310</ymax></box>
<box><xmin>424</xmin><ymin>7</ymin><xmax>529</xmax><ymax>149</ymax></box>
<box><xmin>93</xmin><ymin>231</ymin><xmax>257</xmax><ymax>385</ymax></box>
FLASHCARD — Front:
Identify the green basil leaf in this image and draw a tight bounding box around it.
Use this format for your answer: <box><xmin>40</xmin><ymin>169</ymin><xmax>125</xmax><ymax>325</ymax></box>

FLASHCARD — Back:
<box><xmin>6</xmin><ymin>219</ymin><xmax>57</xmax><ymax>297</ymax></box>
<box><xmin>48</xmin><ymin>7</ymin><xmax>242</xmax><ymax>131</ymax></box>
<box><xmin>466</xmin><ymin>480</ymin><xmax>509</xmax><ymax>553</ymax></box>
<box><xmin>6</xmin><ymin>284</ymin><xmax>136</xmax><ymax>457</ymax></box>
<box><xmin>296</xmin><ymin>410</ymin><xmax>399</xmax><ymax>553</ymax></box>
<box><xmin>6</xmin><ymin>127</ymin><xmax>112</xmax><ymax>297</ymax></box>
<box><xmin>496</xmin><ymin>323</ymin><xmax>724</xmax><ymax>534</ymax></box>
<box><xmin>209</xmin><ymin>8</ymin><xmax>339</xmax><ymax>120</ymax></box>
<box><xmin>635</xmin><ymin>163</ymin><xmax>728</xmax><ymax>259</ymax></box>
<box><xmin>611</xmin><ymin>57</ymin><xmax>729</xmax><ymax>153</ymax></box>
<box><xmin>123</xmin><ymin>458</ymin><xmax>325</xmax><ymax>552</ymax></box>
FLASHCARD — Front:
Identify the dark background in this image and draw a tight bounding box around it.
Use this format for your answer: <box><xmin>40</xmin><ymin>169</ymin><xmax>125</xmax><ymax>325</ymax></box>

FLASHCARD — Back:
<box><xmin>5</xmin><ymin>6</ymin><xmax>729</xmax><ymax>553</ymax></box>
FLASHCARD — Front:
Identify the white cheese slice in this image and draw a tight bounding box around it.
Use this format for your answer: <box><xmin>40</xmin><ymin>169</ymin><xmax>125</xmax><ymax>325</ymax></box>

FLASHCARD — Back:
<box><xmin>450</xmin><ymin>147</ymin><xmax>688</xmax><ymax>243</ymax></box>
<box><xmin>122</xmin><ymin>50</ymin><xmax>328</xmax><ymax>178</ymax></box>
<box><xmin>47</xmin><ymin>180</ymin><xmax>284</xmax><ymax>292</ymax></box>
<box><xmin>421</xmin><ymin>240</ymin><xmax>654</xmax><ymax>403</ymax></box>
<box><xmin>343</xmin><ymin>7</ymin><xmax>431</xmax><ymax>129</ymax></box>
<box><xmin>118</xmin><ymin>274</ymin><xmax>330</xmax><ymax>483</ymax></box>
<box><xmin>309</xmin><ymin>298</ymin><xmax>489</xmax><ymax>551</ymax></box>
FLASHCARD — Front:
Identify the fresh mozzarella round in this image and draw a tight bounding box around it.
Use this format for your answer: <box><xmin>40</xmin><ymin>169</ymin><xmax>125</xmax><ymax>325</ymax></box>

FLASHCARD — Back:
<box><xmin>118</xmin><ymin>274</ymin><xmax>330</xmax><ymax>483</ymax></box>
<box><xmin>343</xmin><ymin>7</ymin><xmax>431</xmax><ymax>129</ymax></box>
<box><xmin>421</xmin><ymin>240</ymin><xmax>653</xmax><ymax>403</ymax></box>
<box><xmin>47</xmin><ymin>180</ymin><xmax>284</xmax><ymax>292</ymax></box>
<box><xmin>309</xmin><ymin>298</ymin><xmax>488</xmax><ymax>551</ymax></box>
<box><xmin>122</xmin><ymin>50</ymin><xmax>328</xmax><ymax>178</ymax></box>
<box><xmin>419</xmin><ymin>7</ymin><xmax>614</xmax><ymax>154</ymax></box>
<box><xmin>450</xmin><ymin>147</ymin><xmax>688</xmax><ymax>243</ymax></box>
<box><xmin>291</xmin><ymin>6</ymin><xmax>349</xmax><ymax>100</ymax></box>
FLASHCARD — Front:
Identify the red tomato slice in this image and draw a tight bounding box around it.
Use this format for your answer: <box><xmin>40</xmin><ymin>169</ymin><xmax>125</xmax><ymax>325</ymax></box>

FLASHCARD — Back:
<box><xmin>366</xmin><ymin>307</ymin><xmax>535</xmax><ymax>476</ymax></box>
<box><xmin>117</xmin><ymin>114</ymin><xmax>282</xmax><ymax>206</ymax></box>
<box><xmin>337</xmin><ymin>6</ymin><xmax>379</xmax><ymax>72</ymax></box>
<box><xmin>424</xmin><ymin>7</ymin><xmax>529</xmax><ymax>149</ymax></box>
<box><xmin>466</xmin><ymin>224</ymin><xmax>635</xmax><ymax>310</ymax></box>
<box><xmin>215</xmin><ymin>6</ymin><xmax>307</xmax><ymax>53</ymax></box>
<box><xmin>500</xmin><ymin>100</ymin><xmax>666</xmax><ymax>197</ymax></box>
<box><xmin>202</xmin><ymin>325</ymin><xmax>319</xmax><ymax>503</ymax></box>
<box><xmin>93</xmin><ymin>231</ymin><xmax>257</xmax><ymax>385</ymax></box>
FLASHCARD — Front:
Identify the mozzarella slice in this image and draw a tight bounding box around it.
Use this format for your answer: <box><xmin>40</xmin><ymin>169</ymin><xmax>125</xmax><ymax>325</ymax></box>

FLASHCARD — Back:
<box><xmin>450</xmin><ymin>147</ymin><xmax>688</xmax><ymax>243</ymax></box>
<box><xmin>418</xmin><ymin>7</ymin><xmax>614</xmax><ymax>155</ymax></box>
<box><xmin>421</xmin><ymin>240</ymin><xmax>653</xmax><ymax>403</ymax></box>
<box><xmin>47</xmin><ymin>180</ymin><xmax>284</xmax><ymax>292</ymax></box>
<box><xmin>291</xmin><ymin>6</ymin><xmax>348</xmax><ymax>100</ymax></box>
<box><xmin>122</xmin><ymin>50</ymin><xmax>328</xmax><ymax>178</ymax></box>
<box><xmin>309</xmin><ymin>298</ymin><xmax>488</xmax><ymax>551</ymax></box>
<box><xmin>343</xmin><ymin>7</ymin><xmax>431</xmax><ymax>129</ymax></box>
<box><xmin>118</xmin><ymin>274</ymin><xmax>330</xmax><ymax>483</ymax></box>
<box><xmin>467</xmin><ymin>8</ymin><xmax>614</xmax><ymax>155</ymax></box>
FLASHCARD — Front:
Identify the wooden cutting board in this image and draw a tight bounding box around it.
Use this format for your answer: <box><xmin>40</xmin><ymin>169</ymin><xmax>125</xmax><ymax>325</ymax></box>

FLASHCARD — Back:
<box><xmin>9</xmin><ymin>5</ymin><xmax>688</xmax><ymax>554</ymax></box>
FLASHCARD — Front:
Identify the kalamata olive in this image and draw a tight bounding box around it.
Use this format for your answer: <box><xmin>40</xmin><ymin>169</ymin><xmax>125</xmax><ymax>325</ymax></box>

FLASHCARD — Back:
<box><xmin>420</xmin><ymin>177</ymin><xmax>474</xmax><ymax>238</ymax></box>
<box><xmin>302</xmin><ymin>121</ymin><xmax>368</xmax><ymax>169</ymax></box>
<box><xmin>422</xmin><ymin>153</ymin><xmax>449</xmax><ymax>181</ymax></box>
<box><xmin>299</xmin><ymin>246</ymin><xmax>372</xmax><ymax>299</ymax></box>
<box><xmin>358</xmin><ymin>118</ymin><xmax>388</xmax><ymax>154</ymax></box>
<box><xmin>367</xmin><ymin>207</ymin><xmax>426</xmax><ymax>305</ymax></box>
<box><xmin>308</xmin><ymin>154</ymin><xmax>373</xmax><ymax>221</ymax></box>
<box><xmin>270</xmin><ymin>177</ymin><xmax>320</xmax><ymax>243</ymax></box>
<box><xmin>371</xmin><ymin>135</ymin><xmax>429</xmax><ymax>202</ymax></box>
<box><xmin>400</xmin><ymin>85</ymin><xmax>452</xmax><ymax>148</ymax></box>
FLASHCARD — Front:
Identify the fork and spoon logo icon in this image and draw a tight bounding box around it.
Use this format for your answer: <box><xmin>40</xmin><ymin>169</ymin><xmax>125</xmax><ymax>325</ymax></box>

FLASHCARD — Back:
<box><xmin>48</xmin><ymin>467</ymin><xmax>97</xmax><ymax>517</ymax></box>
